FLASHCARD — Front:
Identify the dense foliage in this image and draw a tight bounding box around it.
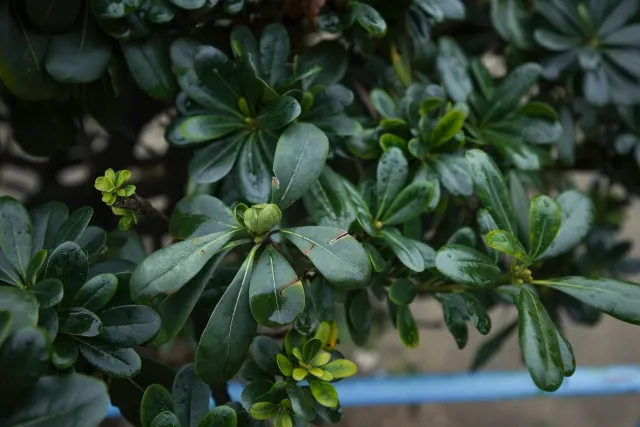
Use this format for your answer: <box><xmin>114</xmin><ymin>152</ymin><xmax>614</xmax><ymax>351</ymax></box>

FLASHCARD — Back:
<box><xmin>2</xmin><ymin>0</ymin><xmax>640</xmax><ymax>426</ymax></box>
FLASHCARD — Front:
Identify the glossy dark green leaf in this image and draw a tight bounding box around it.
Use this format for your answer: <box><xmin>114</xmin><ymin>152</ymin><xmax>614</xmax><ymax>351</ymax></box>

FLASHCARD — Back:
<box><xmin>52</xmin><ymin>206</ymin><xmax>93</xmax><ymax>249</ymax></box>
<box><xmin>189</xmin><ymin>133</ymin><xmax>245</xmax><ymax>184</ymax></box>
<box><xmin>536</xmin><ymin>276</ymin><xmax>640</xmax><ymax>325</ymax></box>
<box><xmin>299</xmin><ymin>42</ymin><xmax>348</xmax><ymax>88</ymax></box>
<box><xmin>151</xmin><ymin>411</ymin><xmax>181</xmax><ymax>427</ymax></box>
<box><xmin>191</xmin><ymin>45</ymin><xmax>239</xmax><ymax>114</ymax></box>
<box><xmin>52</xmin><ymin>337</ymin><xmax>79</xmax><ymax>369</ymax></box>
<box><xmin>519</xmin><ymin>117</ymin><xmax>563</xmax><ymax>144</ymax></box>
<box><xmin>170</xmin><ymin>195</ymin><xmax>238</xmax><ymax>240</ymax></box>
<box><xmin>470</xmin><ymin>319</ymin><xmax>517</xmax><ymax>371</ymax></box>
<box><xmin>98</xmin><ymin>305</ymin><xmax>160</xmax><ymax>346</ymax></box>
<box><xmin>281</xmin><ymin>227</ymin><xmax>371</xmax><ymax>289</ymax></box>
<box><xmin>179</xmin><ymin>115</ymin><xmax>244</xmax><ymax>143</ymax></box>
<box><xmin>380</xmin><ymin>182</ymin><xmax>433</xmax><ymax>226</ymax></box>
<box><xmin>435</xmin><ymin>245</ymin><xmax>501</xmax><ymax>286</ymax></box>
<box><xmin>446</xmin><ymin>227</ymin><xmax>477</xmax><ymax>247</ymax></box>
<box><xmin>508</xmin><ymin>171</ymin><xmax>530</xmax><ymax>247</ymax></box>
<box><xmin>346</xmin><ymin>289</ymin><xmax>371</xmax><ymax>346</ymax></box>
<box><xmin>486</xmin><ymin>230</ymin><xmax>530</xmax><ymax>264</ymax></box>
<box><xmin>0</xmin><ymin>327</ymin><xmax>50</xmax><ymax>392</ymax></box>
<box><xmin>150</xmin><ymin>248</ymin><xmax>232</xmax><ymax>347</ymax></box>
<box><xmin>376</xmin><ymin>147</ymin><xmax>408</xmax><ymax>218</ymax></box>
<box><xmin>172</xmin><ymin>363</ymin><xmax>210</xmax><ymax>427</ymax></box>
<box><xmin>429</xmin><ymin>110</ymin><xmax>466</xmax><ymax>148</ymax></box>
<box><xmin>77</xmin><ymin>226</ymin><xmax>107</xmax><ymax>259</ymax></box>
<box><xmin>0</xmin><ymin>287</ymin><xmax>38</xmax><ymax>335</ymax></box>
<box><xmin>477</xmin><ymin>209</ymin><xmax>500</xmax><ymax>261</ymax></box>
<box><xmin>249</xmin><ymin>402</ymin><xmax>279</xmax><ymax>420</ymax></box>
<box><xmin>250</xmin><ymin>336</ymin><xmax>280</xmax><ymax>376</ymax></box>
<box><xmin>196</xmin><ymin>246</ymin><xmax>258</xmax><ymax>385</ymax></box>
<box><xmin>235</xmin><ymin>131</ymin><xmax>274</xmax><ymax>204</ymax></box>
<box><xmin>0</xmin><ymin>311</ymin><xmax>11</xmax><ymax>348</ymax></box>
<box><xmin>436</xmin><ymin>37</ymin><xmax>472</xmax><ymax>103</ymax></box>
<box><xmin>45</xmin><ymin>16</ymin><xmax>111</xmax><ymax>84</ymax></box>
<box><xmin>0</xmin><ymin>196</ymin><xmax>33</xmax><ymax>279</ymax></box>
<box><xmin>26</xmin><ymin>0</ymin><xmax>82</xmax><ymax>32</ymax></box>
<box><xmin>121</xmin><ymin>35</ymin><xmax>178</xmax><ymax>100</ymax></box>
<box><xmin>529</xmin><ymin>195</ymin><xmax>562</xmax><ymax>260</ymax></box>
<box><xmin>436</xmin><ymin>294</ymin><xmax>469</xmax><ymax>349</ymax></box>
<box><xmin>557</xmin><ymin>329</ymin><xmax>575</xmax><ymax>377</ymax></box>
<box><xmin>78</xmin><ymin>341</ymin><xmax>141</xmax><ymax>377</ymax></box>
<box><xmin>72</xmin><ymin>273</ymin><xmax>118</xmax><ymax>312</ymax></box>
<box><xmin>483</xmin><ymin>63</ymin><xmax>542</xmax><ymax>122</ymax></box>
<box><xmin>490</xmin><ymin>0</ymin><xmax>532</xmax><ymax>49</ymax></box>
<box><xmin>518</xmin><ymin>288</ymin><xmax>563</xmax><ymax>392</ymax></box>
<box><xmin>349</xmin><ymin>1</ymin><xmax>387</xmax><ymax>37</ymax></box>
<box><xmin>258</xmin><ymin>96</ymin><xmax>301</xmax><ymax>131</ymax></box>
<box><xmin>130</xmin><ymin>229</ymin><xmax>238</xmax><ymax>304</ymax></box>
<box><xmin>90</xmin><ymin>0</ymin><xmax>141</xmax><ymax>19</ymax></box>
<box><xmin>537</xmin><ymin>190</ymin><xmax>594</xmax><ymax>260</ymax></box>
<box><xmin>429</xmin><ymin>154</ymin><xmax>473</xmax><ymax>197</ymax></box>
<box><xmin>466</xmin><ymin>149</ymin><xmax>517</xmax><ymax>235</ymax></box>
<box><xmin>45</xmin><ymin>242</ymin><xmax>88</xmax><ymax>305</ymax></box>
<box><xmin>241</xmin><ymin>378</ymin><xmax>274</xmax><ymax>410</ymax></box>
<box><xmin>303</xmin><ymin>167</ymin><xmax>357</xmax><ymax>229</ymax></box>
<box><xmin>362</xmin><ymin>242</ymin><xmax>385</xmax><ymax>272</ymax></box>
<box><xmin>25</xmin><ymin>249</ymin><xmax>47</xmax><ymax>286</ymax></box>
<box><xmin>141</xmin><ymin>384</ymin><xmax>174</xmax><ymax>427</ymax></box>
<box><xmin>0</xmin><ymin>373</ymin><xmax>109</xmax><ymax>427</ymax></box>
<box><xmin>59</xmin><ymin>307</ymin><xmax>102</xmax><ymax>337</ymax></box>
<box><xmin>31</xmin><ymin>202</ymin><xmax>68</xmax><ymax>252</ymax></box>
<box><xmin>38</xmin><ymin>307</ymin><xmax>58</xmax><ymax>341</ymax></box>
<box><xmin>199</xmin><ymin>406</ymin><xmax>237</xmax><ymax>427</ymax></box>
<box><xmin>370</xmin><ymin>89</ymin><xmax>398</xmax><ymax>118</ymax></box>
<box><xmin>249</xmin><ymin>246</ymin><xmax>304</xmax><ymax>327</ymax></box>
<box><xmin>308</xmin><ymin>378</ymin><xmax>338</xmax><ymax>408</ymax></box>
<box><xmin>389</xmin><ymin>279</ymin><xmax>416</xmax><ymax>306</ymax></box>
<box><xmin>273</xmin><ymin>123</ymin><xmax>329</xmax><ymax>210</ymax></box>
<box><xmin>0</xmin><ymin>250</ymin><xmax>22</xmax><ymax>286</ymax></box>
<box><xmin>396</xmin><ymin>305</ymin><xmax>419</xmax><ymax>348</ymax></box>
<box><xmin>260</xmin><ymin>23</ymin><xmax>290</xmax><ymax>87</ymax></box>
<box><xmin>33</xmin><ymin>278</ymin><xmax>64</xmax><ymax>309</ymax></box>
<box><xmin>168</xmin><ymin>0</ymin><xmax>206</xmax><ymax>9</ymax></box>
<box><xmin>287</xmin><ymin>383</ymin><xmax>316</xmax><ymax>421</ymax></box>
<box><xmin>380</xmin><ymin>228</ymin><xmax>425</xmax><ymax>272</ymax></box>
<box><xmin>140</xmin><ymin>0</ymin><xmax>175</xmax><ymax>22</ymax></box>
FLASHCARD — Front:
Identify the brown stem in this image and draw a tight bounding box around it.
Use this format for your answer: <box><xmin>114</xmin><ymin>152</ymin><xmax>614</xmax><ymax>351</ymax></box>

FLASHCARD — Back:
<box><xmin>112</xmin><ymin>194</ymin><xmax>168</xmax><ymax>224</ymax></box>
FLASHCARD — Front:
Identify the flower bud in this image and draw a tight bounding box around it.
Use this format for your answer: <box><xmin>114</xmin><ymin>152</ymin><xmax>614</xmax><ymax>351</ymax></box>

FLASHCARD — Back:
<box><xmin>243</xmin><ymin>203</ymin><xmax>282</xmax><ymax>234</ymax></box>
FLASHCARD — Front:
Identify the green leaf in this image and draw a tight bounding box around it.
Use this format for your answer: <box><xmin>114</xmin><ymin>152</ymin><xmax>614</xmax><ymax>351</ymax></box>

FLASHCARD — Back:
<box><xmin>141</xmin><ymin>384</ymin><xmax>174</xmax><ymax>427</ymax></box>
<box><xmin>140</xmin><ymin>0</ymin><xmax>175</xmax><ymax>23</ymax></box>
<box><xmin>349</xmin><ymin>1</ymin><xmax>387</xmax><ymax>37</ymax></box>
<box><xmin>308</xmin><ymin>378</ymin><xmax>338</xmax><ymax>408</ymax></box>
<box><xmin>273</xmin><ymin>123</ymin><xmax>330</xmax><ymax>210</ymax></box>
<box><xmin>77</xmin><ymin>226</ymin><xmax>107</xmax><ymax>259</ymax></box>
<box><xmin>260</xmin><ymin>23</ymin><xmax>290</xmax><ymax>87</ymax></box>
<box><xmin>235</xmin><ymin>132</ymin><xmax>273</xmax><ymax>204</ymax></box>
<box><xmin>168</xmin><ymin>0</ymin><xmax>206</xmax><ymax>10</ymax></box>
<box><xmin>470</xmin><ymin>319</ymin><xmax>517</xmax><ymax>371</ymax></box>
<box><xmin>249</xmin><ymin>246</ymin><xmax>304</xmax><ymax>327</ymax></box>
<box><xmin>436</xmin><ymin>37</ymin><xmax>472</xmax><ymax>103</ymax></box>
<box><xmin>33</xmin><ymin>278</ymin><xmax>64</xmax><ymax>309</ymax></box>
<box><xmin>477</xmin><ymin>209</ymin><xmax>500</xmax><ymax>261</ymax></box>
<box><xmin>0</xmin><ymin>196</ymin><xmax>33</xmax><ymax>279</ymax></box>
<box><xmin>151</xmin><ymin>411</ymin><xmax>181</xmax><ymax>427</ymax></box>
<box><xmin>429</xmin><ymin>110</ymin><xmax>466</xmax><ymax>148</ymax></box>
<box><xmin>287</xmin><ymin>383</ymin><xmax>317</xmax><ymax>421</ymax></box>
<box><xmin>281</xmin><ymin>226</ymin><xmax>371</xmax><ymax>289</ymax></box>
<box><xmin>188</xmin><ymin>133</ymin><xmax>245</xmax><ymax>184</ymax></box>
<box><xmin>198</xmin><ymin>406</ymin><xmax>237</xmax><ymax>427</ymax></box>
<box><xmin>379</xmin><ymin>228</ymin><xmax>425</xmax><ymax>272</ymax></box>
<box><xmin>0</xmin><ymin>373</ymin><xmax>109</xmax><ymax>427</ymax></box>
<box><xmin>249</xmin><ymin>402</ymin><xmax>280</xmax><ymax>420</ymax></box>
<box><xmin>45</xmin><ymin>16</ymin><xmax>111</xmax><ymax>84</ymax></box>
<box><xmin>370</xmin><ymin>89</ymin><xmax>398</xmax><ymax>118</ymax></box>
<box><xmin>557</xmin><ymin>329</ymin><xmax>575</xmax><ymax>377</ymax></box>
<box><xmin>396</xmin><ymin>305</ymin><xmax>419</xmax><ymax>348</ymax></box>
<box><xmin>490</xmin><ymin>0</ymin><xmax>532</xmax><ymax>49</ymax></box>
<box><xmin>0</xmin><ymin>287</ymin><xmax>38</xmax><ymax>335</ymax></box>
<box><xmin>486</xmin><ymin>230</ymin><xmax>530</xmax><ymax>264</ymax></box>
<box><xmin>299</xmin><ymin>41</ymin><xmax>348</xmax><ymax>88</ymax></box>
<box><xmin>447</xmin><ymin>227</ymin><xmax>476</xmax><ymax>247</ymax></box>
<box><xmin>39</xmin><ymin>307</ymin><xmax>58</xmax><ymax>341</ymax></box>
<box><xmin>363</xmin><ymin>242</ymin><xmax>386</xmax><ymax>272</ymax></box>
<box><xmin>98</xmin><ymin>305</ymin><xmax>161</xmax><ymax>346</ymax></box>
<box><xmin>252</xmin><ymin>335</ymin><xmax>282</xmax><ymax>375</ymax></box>
<box><xmin>277</xmin><ymin>353</ymin><xmax>294</xmax><ymax>376</ymax></box>
<box><xmin>380</xmin><ymin>182</ymin><xmax>433</xmax><ymax>225</ymax></box>
<box><xmin>536</xmin><ymin>276</ymin><xmax>640</xmax><ymax>325</ymax></box>
<box><xmin>179</xmin><ymin>115</ymin><xmax>244</xmax><ymax>143</ymax></box>
<box><xmin>303</xmin><ymin>167</ymin><xmax>357</xmax><ymax>229</ymax></box>
<box><xmin>257</xmin><ymin>96</ymin><xmax>301</xmax><ymax>131</ymax></box>
<box><xmin>465</xmin><ymin>149</ymin><xmax>517</xmax><ymax>236</ymax></box>
<box><xmin>26</xmin><ymin>0</ymin><xmax>82</xmax><ymax>32</ymax></box>
<box><xmin>72</xmin><ymin>273</ymin><xmax>118</xmax><ymax>312</ymax></box>
<box><xmin>25</xmin><ymin>249</ymin><xmax>47</xmax><ymax>286</ymax></box>
<box><xmin>172</xmin><ymin>363</ymin><xmax>210</xmax><ymax>427</ymax></box>
<box><xmin>0</xmin><ymin>311</ymin><xmax>11</xmax><ymax>348</ymax></box>
<box><xmin>537</xmin><ymin>190</ymin><xmax>594</xmax><ymax>260</ymax></box>
<box><xmin>436</xmin><ymin>293</ymin><xmax>469</xmax><ymax>349</ymax></box>
<box><xmin>508</xmin><ymin>171</ymin><xmax>530</xmax><ymax>247</ymax></box>
<box><xmin>517</xmin><ymin>288</ymin><xmax>564</xmax><ymax>392</ymax></box>
<box><xmin>30</xmin><ymin>202</ymin><xmax>68</xmax><ymax>252</ymax></box>
<box><xmin>0</xmin><ymin>327</ymin><xmax>50</xmax><ymax>393</ymax></box>
<box><xmin>78</xmin><ymin>341</ymin><xmax>142</xmax><ymax>377</ymax></box>
<box><xmin>45</xmin><ymin>241</ymin><xmax>89</xmax><ymax>305</ymax></box>
<box><xmin>483</xmin><ymin>63</ymin><xmax>542</xmax><ymax>122</ymax></box>
<box><xmin>170</xmin><ymin>195</ymin><xmax>237</xmax><ymax>240</ymax></box>
<box><xmin>52</xmin><ymin>337</ymin><xmax>79</xmax><ymax>369</ymax></box>
<box><xmin>150</xmin><ymin>248</ymin><xmax>232</xmax><ymax>347</ymax></box>
<box><xmin>59</xmin><ymin>307</ymin><xmax>102</xmax><ymax>337</ymax></box>
<box><xmin>322</xmin><ymin>359</ymin><xmax>358</xmax><ymax>379</ymax></box>
<box><xmin>429</xmin><ymin>155</ymin><xmax>474</xmax><ymax>197</ymax></box>
<box><xmin>90</xmin><ymin>0</ymin><xmax>141</xmax><ymax>19</ymax></box>
<box><xmin>389</xmin><ymin>279</ymin><xmax>416</xmax><ymax>306</ymax></box>
<box><xmin>529</xmin><ymin>195</ymin><xmax>562</xmax><ymax>260</ymax></box>
<box><xmin>435</xmin><ymin>245</ymin><xmax>501</xmax><ymax>286</ymax></box>
<box><xmin>191</xmin><ymin>45</ymin><xmax>239</xmax><ymax>114</ymax></box>
<box><xmin>195</xmin><ymin>246</ymin><xmax>259</xmax><ymax>385</ymax></box>
<box><xmin>52</xmin><ymin>206</ymin><xmax>93</xmax><ymax>249</ymax></box>
<box><xmin>376</xmin><ymin>147</ymin><xmax>408</xmax><ymax>219</ymax></box>
<box><xmin>302</xmin><ymin>338</ymin><xmax>322</xmax><ymax>362</ymax></box>
<box><xmin>346</xmin><ymin>289</ymin><xmax>371</xmax><ymax>346</ymax></box>
<box><xmin>121</xmin><ymin>35</ymin><xmax>177</xmax><ymax>100</ymax></box>
<box><xmin>130</xmin><ymin>229</ymin><xmax>238</xmax><ymax>304</ymax></box>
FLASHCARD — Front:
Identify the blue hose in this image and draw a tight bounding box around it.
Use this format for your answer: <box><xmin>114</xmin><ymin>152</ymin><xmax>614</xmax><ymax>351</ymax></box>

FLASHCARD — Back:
<box><xmin>106</xmin><ymin>365</ymin><xmax>640</xmax><ymax>419</ymax></box>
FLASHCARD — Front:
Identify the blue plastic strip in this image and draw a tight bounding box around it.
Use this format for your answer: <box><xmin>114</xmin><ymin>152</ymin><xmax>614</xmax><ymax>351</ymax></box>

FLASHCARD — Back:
<box><xmin>105</xmin><ymin>365</ymin><xmax>640</xmax><ymax>419</ymax></box>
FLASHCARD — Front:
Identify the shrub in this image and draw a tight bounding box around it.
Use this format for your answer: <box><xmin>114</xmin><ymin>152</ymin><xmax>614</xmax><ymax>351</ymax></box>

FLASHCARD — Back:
<box><xmin>1</xmin><ymin>0</ymin><xmax>640</xmax><ymax>426</ymax></box>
